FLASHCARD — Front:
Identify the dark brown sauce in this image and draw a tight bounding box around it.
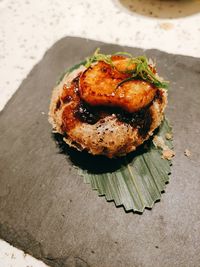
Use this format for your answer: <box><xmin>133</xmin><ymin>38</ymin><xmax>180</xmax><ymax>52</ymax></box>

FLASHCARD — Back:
<box><xmin>74</xmin><ymin>100</ymin><xmax>152</xmax><ymax>137</ymax></box>
<box><xmin>74</xmin><ymin>102</ymin><xmax>100</xmax><ymax>125</ymax></box>
<box><xmin>116</xmin><ymin>107</ymin><xmax>152</xmax><ymax>137</ymax></box>
<box><xmin>69</xmin><ymin>75</ymin><xmax>154</xmax><ymax>137</ymax></box>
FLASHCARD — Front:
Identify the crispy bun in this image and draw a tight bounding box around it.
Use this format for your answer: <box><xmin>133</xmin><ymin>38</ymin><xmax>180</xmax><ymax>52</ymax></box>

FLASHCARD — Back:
<box><xmin>49</xmin><ymin>63</ymin><xmax>167</xmax><ymax>158</ymax></box>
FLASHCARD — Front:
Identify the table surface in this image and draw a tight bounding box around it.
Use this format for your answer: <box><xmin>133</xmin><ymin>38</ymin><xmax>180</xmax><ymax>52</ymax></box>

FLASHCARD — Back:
<box><xmin>0</xmin><ymin>0</ymin><xmax>200</xmax><ymax>266</ymax></box>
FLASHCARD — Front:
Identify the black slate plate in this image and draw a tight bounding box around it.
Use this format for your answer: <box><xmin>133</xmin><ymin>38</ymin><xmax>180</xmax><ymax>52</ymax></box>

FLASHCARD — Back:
<box><xmin>0</xmin><ymin>37</ymin><xmax>200</xmax><ymax>267</ymax></box>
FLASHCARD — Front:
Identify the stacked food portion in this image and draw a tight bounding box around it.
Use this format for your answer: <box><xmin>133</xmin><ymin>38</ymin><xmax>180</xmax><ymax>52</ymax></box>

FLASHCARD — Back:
<box><xmin>49</xmin><ymin>50</ymin><xmax>168</xmax><ymax>158</ymax></box>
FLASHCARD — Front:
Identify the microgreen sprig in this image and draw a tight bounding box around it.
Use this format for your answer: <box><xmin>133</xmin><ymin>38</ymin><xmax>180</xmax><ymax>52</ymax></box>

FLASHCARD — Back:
<box><xmin>85</xmin><ymin>48</ymin><xmax>114</xmax><ymax>68</ymax></box>
<box><xmin>85</xmin><ymin>49</ymin><xmax>169</xmax><ymax>89</ymax></box>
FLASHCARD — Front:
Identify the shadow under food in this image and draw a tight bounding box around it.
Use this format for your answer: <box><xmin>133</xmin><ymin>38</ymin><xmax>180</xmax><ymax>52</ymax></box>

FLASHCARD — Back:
<box><xmin>53</xmin><ymin>132</ymin><xmax>149</xmax><ymax>175</ymax></box>
<box><xmin>118</xmin><ymin>0</ymin><xmax>200</xmax><ymax>19</ymax></box>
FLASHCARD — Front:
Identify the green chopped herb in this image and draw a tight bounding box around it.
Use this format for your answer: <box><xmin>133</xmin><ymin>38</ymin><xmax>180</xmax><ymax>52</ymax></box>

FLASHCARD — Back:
<box><xmin>85</xmin><ymin>48</ymin><xmax>114</xmax><ymax>68</ymax></box>
<box><xmin>85</xmin><ymin>49</ymin><xmax>169</xmax><ymax>89</ymax></box>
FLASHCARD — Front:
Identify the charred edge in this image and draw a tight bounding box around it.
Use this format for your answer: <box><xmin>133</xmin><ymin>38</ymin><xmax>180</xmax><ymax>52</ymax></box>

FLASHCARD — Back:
<box><xmin>61</xmin><ymin>95</ymin><xmax>72</xmax><ymax>104</ymax></box>
<box><xmin>55</xmin><ymin>99</ymin><xmax>61</xmax><ymax>111</ymax></box>
<box><xmin>61</xmin><ymin>75</ymin><xmax>81</xmax><ymax>104</ymax></box>
<box><xmin>154</xmin><ymin>87</ymin><xmax>164</xmax><ymax>104</ymax></box>
<box><xmin>72</xmin><ymin>74</ymin><xmax>81</xmax><ymax>84</ymax></box>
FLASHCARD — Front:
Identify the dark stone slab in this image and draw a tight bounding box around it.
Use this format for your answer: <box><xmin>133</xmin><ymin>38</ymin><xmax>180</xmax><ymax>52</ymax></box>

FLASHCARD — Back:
<box><xmin>0</xmin><ymin>37</ymin><xmax>200</xmax><ymax>267</ymax></box>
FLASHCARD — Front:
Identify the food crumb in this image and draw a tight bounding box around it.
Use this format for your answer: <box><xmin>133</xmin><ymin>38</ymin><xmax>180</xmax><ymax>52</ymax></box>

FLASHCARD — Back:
<box><xmin>153</xmin><ymin>136</ymin><xmax>166</xmax><ymax>149</ymax></box>
<box><xmin>153</xmin><ymin>135</ymin><xmax>175</xmax><ymax>160</ymax></box>
<box><xmin>184</xmin><ymin>149</ymin><xmax>191</xmax><ymax>157</ymax></box>
<box><xmin>159</xmin><ymin>22</ymin><xmax>174</xmax><ymax>30</ymax></box>
<box><xmin>165</xmin><ymin>132</ymin><xmax>173</xmax><ymax>140</ymax></box>
<box><xmin>162</xmin><ymin>149</ymin><xmax>175</xmax><ymax>160</ymax></box>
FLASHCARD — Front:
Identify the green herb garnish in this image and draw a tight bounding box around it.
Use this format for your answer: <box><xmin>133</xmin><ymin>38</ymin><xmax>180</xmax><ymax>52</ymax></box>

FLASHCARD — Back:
<box><xmin>85</xmin><ymin>48</ymin><xmax>114</xmax><ymax>68</ymax></box>
<box><xmin>85</xmin><ymin>49</ymin><xmax>169</xmax><ymax>89</ymax></box>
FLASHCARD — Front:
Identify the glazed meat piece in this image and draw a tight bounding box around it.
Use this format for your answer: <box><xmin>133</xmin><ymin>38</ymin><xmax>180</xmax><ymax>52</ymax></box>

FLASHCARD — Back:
<box><xmin>79</xmin><ymin>61</ymin><xmax>157</xmax><ymax>113</ymax></box>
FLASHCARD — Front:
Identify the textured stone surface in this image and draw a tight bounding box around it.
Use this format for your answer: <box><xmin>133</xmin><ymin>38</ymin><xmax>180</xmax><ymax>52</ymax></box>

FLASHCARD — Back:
<box><xmin>0</xmin><ymin>37</ymin><xmax>200</xmax><ymax>267</ymax></box>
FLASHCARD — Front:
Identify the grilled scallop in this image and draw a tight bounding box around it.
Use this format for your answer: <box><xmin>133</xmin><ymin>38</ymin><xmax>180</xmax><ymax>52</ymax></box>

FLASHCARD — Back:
<box><xmin>79</xmin><ymin>61</ymin><xmax>157</xmax><ymax>113</ymax></box>
<box><xmin>49</xmin><ymin>55</ymin><xmax>167</xmax><ymax>158</ymax></box>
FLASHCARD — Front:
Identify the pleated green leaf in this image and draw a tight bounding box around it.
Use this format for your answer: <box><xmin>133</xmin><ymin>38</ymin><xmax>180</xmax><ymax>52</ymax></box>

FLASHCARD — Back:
<box><xmin>79</xmin><ymin>119</ymin><xmax>172</xmax><ymax>212</ymax></box>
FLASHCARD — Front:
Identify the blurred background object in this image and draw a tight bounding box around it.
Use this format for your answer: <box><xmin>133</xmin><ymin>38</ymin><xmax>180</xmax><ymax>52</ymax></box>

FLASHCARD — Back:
<box><xmin>117</xmin><ymin>0</ymin><xmax>200</xmax><ymax>18</ymax></box>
